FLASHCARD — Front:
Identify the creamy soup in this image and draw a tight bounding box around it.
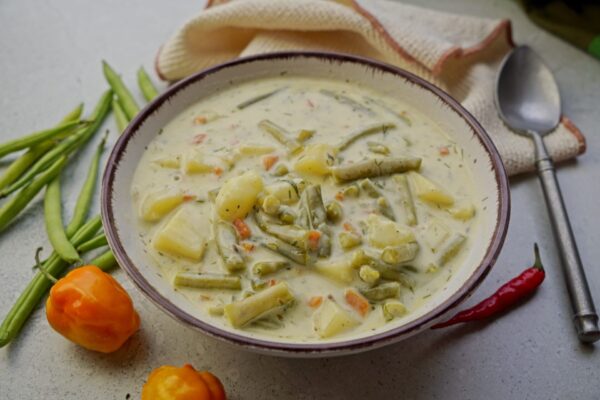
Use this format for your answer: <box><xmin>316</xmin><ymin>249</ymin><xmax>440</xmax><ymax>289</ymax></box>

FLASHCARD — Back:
<box><xmin>131</xmin><ymin>76</ymin><xmax>480</xmax><ymax>341</ymax></box>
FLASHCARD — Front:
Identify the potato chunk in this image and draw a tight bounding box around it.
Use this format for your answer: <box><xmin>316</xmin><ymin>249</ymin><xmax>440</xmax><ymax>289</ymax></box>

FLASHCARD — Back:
<box><xmin>313</xmin><ymin>298</ymin><xmax>357</xmax><ymax>338</ymax></box>
<box><xmin>153</xmin><ymin>206</ymin><xmax>206</xmax><ymax>260</ymax></box>
<box><xmin>314</xmin><ymin>259</ymin><xmax>355</xmax><ymax>284</ymax></box>
<box><xmin>184</xmin><ymin>151</ymin><xmax>227</xmax><ymax>174</ymax></box>
<box><xmin>139</xmin><ymin>190</ymin><xmax>185</xmax><ymax>222</ymax></box>
<box><xmin>294</xmin><ymin>144</ymin><xmax>336</xmax><ymax>176</ymax></box>
<box><xmin>365</xmin><ymin>214</ymin><xmax>415</xmax><ymax>249</ymax></box>
<box><xmin>449</xmin><ymin>203</ymin><xmax>476</xmax><ymax>221</ymax></box>
<box><xmin>409</xmin><ymin>172</ymin><xmax>454</xmax><ymax>206</ymax></box>
<box><xmin>424</xmin><ymin>219</ymin><xmax>450</xmax><ymax>251</ymax></box>
<box><xmin>264</xmin><ymin>180</ymin><xmax>302</xmax><ymax>205</ymax></box>
<box><xmin>215</xmin><ymin>170</ymin><xmax>264</xmax><ymax>221</ymax></box>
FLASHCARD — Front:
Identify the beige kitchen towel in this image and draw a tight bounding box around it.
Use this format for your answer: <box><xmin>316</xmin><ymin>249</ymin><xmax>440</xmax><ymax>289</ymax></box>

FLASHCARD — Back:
<box><xmin>155</xmin><ymin>0</ymin><xmax>586</xmax><ymax>176</ymax></box>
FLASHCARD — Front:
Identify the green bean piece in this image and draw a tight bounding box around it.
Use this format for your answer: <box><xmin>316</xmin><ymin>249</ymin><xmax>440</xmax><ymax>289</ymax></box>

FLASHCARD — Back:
<box><xmin>251</xmin><ymin>279</ymin><xmax>269</xmax><ymax>291</ymax></box>
<box><xmin>0</xmin><ymin>156</ymin><xmax>66</xmax><ymax>233</ymax></box>
<box><xmin>437</xmin><ymin>233</ymin><xmax>467</xmax><ymax>266</ymax></box>
<box><xmin>208</xmin><ymin>304</ymin><xmax>225</xmax><ymax>316</ymax></box>
<box><xmin>0</xmin><ymin>120</ymin><xmax>83</xmax><ymax>160</ymax></box>
<box><xmin>342</xmin><ymin>184</ymin><xmax>360</xmax><ymax>198</ymax></box>
<box><xmin>381</xmin><ymin>243</ymin><xmax>419</xmax><ymax>265</ymax></box>
<box><xmin>338</xmin><ymin>231</ymin><xmax>362</xmax><ymax>250</ymax></box>
<box><xmin>89</xmin><ymin>250</ymin><xmax>118</xmax><ymax>272</ymax></box>
<box><xmin>261</xmin><ymin>237</ymin><xmax>309</xmax><ymax>265</ymax></box>
<box><xmin>278</xmin><ymin>206</ymin><xmax>296</xmax><ymax>225</ymax></box>
<box><xmin>363</xmin><ymin>96</ymin><xmax>412</xmax><ymax>126</ymax></box>
<box><xmin>0</xmin><ymin>215</ymin><xmax>102</xmax><ymax>347</ymax></box>
<box><xmin>174</xmin><ymin>273</ymin><xmax>242</xmax><ymax>290</ymax></box>
<box><xmin>44</xmin><ymin>177</ymin><xmax>80</xmax><ymax>263</ymax></box>
<box><xmin>261</xmin><ymin>194</ymin><xmax>281</xmax><ymax>215</ymax></box>
<box><xmin>258</xmin><ymin>119</ymin><xmax>302</xmax><ymax>154</ymax></box>
<box><xmin>383</xmin><ymin>300</ymin><xmax>407</xmax><ymax>321</ymax></box>
<box><xmin>394</xmin><ymin>174</ymin><xmax>417</xmax><ymax>226</ymax></box>
<box><xmin>359</xmin><ymin>265</ymin><xmax>380</xmax><ymax>285</ymax></box>
<box><xmin>102</xmin><ymin>61</ymin><xmax>139</xmax><ymax>120</ymax></box>
<box><xmin>252</xmin><ymin>261</ymin><xmax>290</xmax><ymax>277</ymax></box>
<box><xmin>367</xmin><ymin>141</ymin><xmax>390</xmax><ymax>155</ymax></box>
<box><xmin>112</xmin><ymin>98</ymin><xmax>129</xmax><ymax>133</ymax></box>
<box><xmin>350</xmin><ymin>249</ymin><xmax>413</xmax><ymax>289</ymax></box>
<box><xmin>137</xmin><ymin>67</ymin><xmax>159</xmax><ymax>101</ymax></box>
<box><xmin>319</xmin><ymin>89</ymin><xmax>376</xmax><ymax>116</ymax></box>
<box><xmin>331</xmin><ymin>157</ymin><xmax>422</xmax><ymax>182</ymax></box>
<box><xmin>215</xmin><ymin>221</ymin><xmax>245</xmax><ymax>272</ymax></box>
<box><xmin>237</xmin><ymin>88</ymin><xmax>284</xmax><ymax>110</ymax></box>
<box><xmin>254</xmin><ymin>210</ymin><xmax>308</xmax><ymax>249</ymax></box>
<box><xmin>315</xmin><ymin>224</ymin><xmax>332</xmax><ymax>258</ymax></box>
<box><xmin>76</xmin><ymin>233</ymin><xmax>108</xmax><ymax>253</ymax></box>
<box><xmin>325</xmin><ymin>201</ymin><xmax>343</xmax><ymax>223</ymax></box>
<box><xmin>376</xmin><ymin>197</ymin><xmax>396</xmax><ymax>221</ymax></box>
<box><xmin>360</xmin><ymin>282</ymin><xmax>401</xmax><ymax>302</ymax></box>
<box><xmin>301</xmin><ymin>184</ymin><xmax>327</xmax><ymax>228</ymax></box>
<box><xmin>272</xmin><ymin>164</ymin><xmax>289</xmax><ymax>177</ymax></box>
<box><xmin>224</xmin><ymin>282</ymin><xmax>294</xmax><ymax>328</ymax></box>
<box><xmin>336</xmin><ymin>122</ymin><xmax>395</xmax><ymax>152</ymax></box>
<box><xmin>296</xmin><ymin>129</ymin><xmax>315</xmax><ymax>142</ymax></box>
<box><xmin>65</xmin><ymin>132</ymin><xmax>108</xmax><ymax>237</ymax></box>
<box><xmin>359</xmin><ymin>178</ymin><xmax>382</xmax><ymax>198</ymax></box>
<box><xmin>0</xmin><ymin>90</ymin><xmax>112</xmax><ymax>198</ymax></box>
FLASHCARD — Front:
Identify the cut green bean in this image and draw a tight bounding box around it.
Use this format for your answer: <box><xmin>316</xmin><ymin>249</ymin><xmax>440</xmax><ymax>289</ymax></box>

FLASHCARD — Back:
<box><xmin>112</xmin><ymin>98</ymin><xmax>129</xmax><ymax>133</ymax></box>
<box><xmin>137</xmin><ymin>67</ymin><xmax>159</xmax><ymax>102</ymax></box>
<box><xmin>381</xmin><ymin>243</ymin><xmax>419</xmax><ymax>265</ymax></box>
<box><xmin>350</xmin><ymin>249</ymin><xmax>413</xmax><ymax>289</ymax></box>
<box><xmin>0</xmin><ymin>215</ymin><xmax>102</xmax><ymax>347</ymax></box>
<box><xmin>319</xmin><ymin>89</ymin><xmax>376</xmax><ymax>116</ymax></box>
<box><xmin>0</xmin><ymin>120</ymin><xmax>83</xmax><ymax>160</ymax></box>
<box><xmin>76</xmin><ymin>233</ymin><xmax>107</xmax><ymax>253</ymax></box>
<box><xmin>224</xmin><ymin>282</ymin><xmax>294</xmax><ymax>328</ymax></box>
<box><xmin>336</xmin><ymin>122</ymin><xmax>395</xmax><ymax>151</ymax></box>
<box><xmin>338</xmin><ymin>231</ymin><xmax>362</xmax><ymax>250</ymax></box>
<box><xmin>296</xmin><ymin>129</ymin><xmax>315</xmax><ymax>142</ymax></box>
<box><xmin>383</xmin><ymin>300</ymin><xmax>407</xmax><ymax>321</ymax></box>
<box><xmin>376</xmin><ymin>196</ymin><xmax>396</xmax><ymax>221</ymax></box>
<box><xmin>360</xmin><ymin>282</ymin><xmax>401</xmax><ymax>301</ymax></box>
<box><xmin>102</xmin><ymin>61</ymin><xmax>139</xmax><ymax>120</ymax></box>
<box><xmin>237</xmin><ymin>88</ymin><xmax>284</xmax><ymax>110</ymax></box>
<box><xmin>44</xmin><ymin>177</ymin><xmax>80</xmax><ymax>263</ymax></box>
<box><xmin>359</xmin><ymin>178</ymin><xmax>382</xmax><ymax>198</ymax></box>
<box><xmin>325</xmin><ymin>201</ymin><xmax>343</xmax><ymax>223</ymax></box>
<box><xmin>261</xmin><ymin>237</ymin><xmax>309</xmax><ymax>265</ymax></box>
<box><xmin>342</xmin><ymin>184</ymin><xmax>360</xmax><ymax>198</ymax></box>
<box><xmin>363</xmin><ymin>96</ymin><xmax>412</xmax><ymax>126</ymax></box>
<box><xmin>302</xmin><ymin>184</ymin><xmax>327</xmax><ymax>229</ymax></box>
<box><xmin>174</xmin><ymin>273</ymin><xmax>242</xmax><ymax>290</ymax></box>
<box><xmin>0</xmin><ymin>156</ymin><xmax>66</xmax><ymax>233</ymax></box>
<box><xmin>254</xmin><ymin>211</ymin><xmax>308</xmax><ymax>249</ymax></box>
<box><xmin>88</xmin><ymin>250</ymin><xmax>118</xmax><ymax>272</ymax></box>
<box><xmin>215</xmin><ymin>221</ymin><xmax>245</xmax><ymax>272</ymax></box>
<box><xmin>367</xmin><ymin>141</ymin><xmax>390</xmax><ymax>155</ymax></box>
<box><xmin>394</xmin><ymin>174</ymin><xmax>417</xmax><ymax>226</ymax></box>
<box><xmin>331</xmin><ymin>157</ymin><xmax>422</xmax><ymax>182</ymax></box>
<box><xmin>316</xmin><ymin>224</ymin><xmax>332</xmax><ymax>258</ymax></box>
<box><xmin>359</xmin><ymin>265</ymin><xmax>380</xmax><ymax>285</ymax></box>
<box><xmin>258</xmin><ymin>119</ymin><xmax>302</xmax><ymax>154</ymax></box>
<box><xmin>252</xmin><ymin>261</ymin><xmax>290</xmax><ymax>277</ymax></box>
<box><xmin>437</xmin><ymin>233</ymin><xmax>466</xmax><ymax>266</ymax></box>
<box><xmin>65</xmin><ymin>131</ymin><xmax>108</xmax><ymax>237</ymax></box>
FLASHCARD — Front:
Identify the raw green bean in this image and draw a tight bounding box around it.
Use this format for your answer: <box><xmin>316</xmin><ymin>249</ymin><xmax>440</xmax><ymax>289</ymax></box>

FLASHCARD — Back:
<box><xmin>360</xmin><ymin>282</ymin><xmax>401</xmax><ymax>301</ymax></box>
<box><xmin>224</xmin><ymin>282</ymin><xmax>294</xmax><ymax>328</ymax></box>
<box><xmin>258</xmin><ymin>119</ymin><xmax>302</xmax><ymax>154</ymax></box>
<box><xmin>376</xmin><ymin>196</ymin><xmax>396</xmax><ymax>221</ymax></box>
<box><xmin>319</xmin><ymin>89</ymin><xmax>376</xmax><ymax>116</ymax></box>
<box><xmin>237</xmin><ymin>88</ymin><xmax>284</xmax><ymax>110</ymax></box>
<box><xmin>331</xmin><ymin>157</ymin><xmax>422</xmax><ymax>182</ymax></box>
<box><xmin>394</xmin><ymin>174</ymin><xmax>417</xmax><ymax>226</ymax></box>
<box><xmin>0</xmin><ymin>156</ymin><xmax>66</xmax><ymax>233</ymax></box>
<box><xmin>88</xmin><ymin>249</ymin><xmax>117</xmax><ymax>272</ymax></box>
<box><xmin>261</xmin><ymin>237</ymin><xmax>309</xmax><ymax>265</ymax></box>
<box><xmin>174</xmin><ymin>273</ymin><xmax>242</xmax><ymax>290</ymax></box>
<box><xmin>0</xmin><ymin>215</ymin><xmax>102</xmax><ymax>347</ymax></box>
<box><xmin>65</xmin><ymin>131</ymin><xmax>107</xmax><ymax>237</ymax></box>
<box><xmin>0</xmin><ymin>120</ymin><xmax>83</xmax><ymax>159</ymax></box>
<box><xmin>102</xmin><ymin>61</ymin><xmax>139</xmax><ymax>120</ymax></box>
<box><xmin>0</xmin><ymin>90</ymin><xmax>112</xmax><ymax>198</ymax></box>
<box><xmin>215</xmin><ymin>221</ymin><xmax>245</xmax><ymax>272</ymax></box>
<box><xmin>76</xmin><ymin>233</ymin><xmax>107</xmax><ymax>253</ymax></box>
<box><xmin>381</xmin><ymin>243</ymin><xmax>419</xmax><ymax>265</ymax></box>
<box><xmin>437</xmin><ymin>233</ymin><xmax>466</xmax><ymax>266</ymax></box>
<box><xmin>112</xmin><ymin>98</ymin><xmax>129</xmax><ymax>133</ymax></box>
<box><xmin>336</xmin><ymin>122</ymin><xmax>395</xmax><ymax>151</ymax></box>
<box><xmin>137</xmin><ymin>67</ymin><xmax>159</xmax><ymax>101</ymax></box>
<box><xmin>44</xmin><ymin>177</ymin><xmax>80</xmax><ymax>263</ymax></box>
<box><xmin>252</xmin><ymin>261</ymin><xmax>290</xmax><ymax>277</ymax></box>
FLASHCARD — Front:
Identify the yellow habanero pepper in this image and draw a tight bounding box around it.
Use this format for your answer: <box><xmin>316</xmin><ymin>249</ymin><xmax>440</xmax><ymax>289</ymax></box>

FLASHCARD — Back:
<box><xmin>142</xmin><ymin>364</ymin><xmax>226</xmax><ymax>400</ymax></box>
<box><xmin>46</xmin><ymin>265</ymin><xmax>140</xmax><ymax>353</ymax></box>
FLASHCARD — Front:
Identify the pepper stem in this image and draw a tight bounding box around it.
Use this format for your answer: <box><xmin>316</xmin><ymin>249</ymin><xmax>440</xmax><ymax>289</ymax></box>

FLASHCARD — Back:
<box><xmin>35</xmin><ymin>247</ymin><xmax>58</xmax><ymax>283</ymax></box>
<box><xmin>533</xmin><ymin>243</ymin><xmax>544</xmax><ymax>270</ymax></box>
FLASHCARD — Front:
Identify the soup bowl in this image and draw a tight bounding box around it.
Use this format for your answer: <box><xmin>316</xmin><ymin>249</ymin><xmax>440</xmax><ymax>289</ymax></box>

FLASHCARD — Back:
<box><xmin>101</xmin><ymin>52</ymin><xmax>510</xmax><ymax>357</ymax></box>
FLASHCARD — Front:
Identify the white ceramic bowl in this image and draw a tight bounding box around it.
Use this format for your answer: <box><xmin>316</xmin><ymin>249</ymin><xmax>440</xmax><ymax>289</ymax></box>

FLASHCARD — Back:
<box><xmin>102</xmin><ymin>52</ymin><xmax>510</xmax><ymax>357</ymax></box>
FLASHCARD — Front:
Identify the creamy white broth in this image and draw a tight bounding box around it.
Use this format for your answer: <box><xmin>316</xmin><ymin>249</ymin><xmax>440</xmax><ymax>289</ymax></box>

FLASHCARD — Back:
<box><xmin>131</xmin><ymin>76</ymin><xmax>480</xmax><ymax>342</ymax></box>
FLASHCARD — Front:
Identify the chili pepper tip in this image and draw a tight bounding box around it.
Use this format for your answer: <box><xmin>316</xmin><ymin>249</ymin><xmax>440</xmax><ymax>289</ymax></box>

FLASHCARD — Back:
<box><xmin>533</xmin><ymin>243</ymin><xmax>543</xmax><ymax>270</ymax></box>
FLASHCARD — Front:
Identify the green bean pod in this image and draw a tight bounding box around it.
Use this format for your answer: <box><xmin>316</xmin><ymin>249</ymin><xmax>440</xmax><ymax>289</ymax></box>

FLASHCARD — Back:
<box><xmin>44</xmin><ymin>177</ymin><xmax>80</xmax><ymax>263</ymax></box>
<box><xmin>112</xmin><ymin>98</ymin><xmax>129</xmax><ymax>133</ymax></box>
<box><xmin>0</xmin><ymin>120</ymin><xmax>83</xmax><ymax>159</ymax></box>
<box><xmin>88</xmin><ymin>250</ymin><xmax>117</xmax><ymax>272</ymax></box>
<box><xmin>76</xmin><ymin>233</ymin><xmax>108</xmax><ymax>253</ymax></box>
<box><xmin>137</xmin><ymin>67</ymin><xmax>159</xmax><ymax>101</ymax></box>
<box><xmin>102</xmin><ymin>61</ymin><xmax>139</xmax><ymax>120</ymax></box>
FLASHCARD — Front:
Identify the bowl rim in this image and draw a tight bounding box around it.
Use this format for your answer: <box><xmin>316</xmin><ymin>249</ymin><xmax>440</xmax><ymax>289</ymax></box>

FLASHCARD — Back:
<box><xmin>102</xmin><ymin>51</ymin><xmax>510</xmax><ymax>354</ymax></box>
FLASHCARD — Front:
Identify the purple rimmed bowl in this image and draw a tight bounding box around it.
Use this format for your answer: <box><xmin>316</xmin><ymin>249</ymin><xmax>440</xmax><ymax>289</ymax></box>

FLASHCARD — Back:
<box><xmin>101</xmin><ymin>52</ymin><xmax>510</xmax><ymax>357</ymax></box>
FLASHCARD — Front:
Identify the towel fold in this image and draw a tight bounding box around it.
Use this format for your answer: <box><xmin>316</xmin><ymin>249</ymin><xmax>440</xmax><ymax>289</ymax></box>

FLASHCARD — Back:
<box><xmin>155</xmin><ymin>0</ymin><xmax>586</xmax><ymax>176</ymax></box>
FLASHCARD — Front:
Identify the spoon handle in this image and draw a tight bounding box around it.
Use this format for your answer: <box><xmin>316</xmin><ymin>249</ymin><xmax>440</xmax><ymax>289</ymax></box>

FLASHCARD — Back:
<box><xmin>530</xmin><ymin>131</ymin><xmax>600</xmax><ymax>343</ymax></box>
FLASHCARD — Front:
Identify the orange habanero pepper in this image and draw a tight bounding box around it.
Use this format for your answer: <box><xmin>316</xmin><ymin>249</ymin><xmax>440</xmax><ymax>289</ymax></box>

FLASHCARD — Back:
<box><xmin>45</xmin><ymin>265</ymin><xmax>140</xmax><ymax>353</ymax></box>
<box><xmin>142</xmin><ymin>364</ymin><xmax>226</xmax><ymax>400</ymax></box>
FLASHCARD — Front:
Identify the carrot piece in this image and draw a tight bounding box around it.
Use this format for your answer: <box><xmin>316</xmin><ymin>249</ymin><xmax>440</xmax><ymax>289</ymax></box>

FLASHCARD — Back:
<box><xmin>343</xmin><ymin>222</ymin><xmax>355</xmax><ymax>232</ymax></box>
<box><xmin>262</xmin><ymin>154</ymin><xmax>279</xmax><ymax>171</ymax></box>
<box><xmin>268</xmin><ymin>279</ymin><xmax>277</xmax><ymax>287</ymax></box>
<box><xmin>241</xmin><ymin>242</ymin><xmax>255</xmax><ymax>252</ymax></box>
<box><xmin>307</xmin><ymin>230</ymin><xmax>321</xmax><ymax>250</ymax></box>
<box><xmin>308</xmin><ymin>296</ymin><xmax>323</xmax><ymax>308</ymax></box>
<box><xmin>192</xmin><ymin>133</ymin><xmax>207</xmax><ymax>144</ymax></box>
<box><xmin>345</xmin><ymin>289</ymin><xmax>370</xmax><ymax>317</ymax></box>
<box><xmin>213</xmin><ymin>166</ymin><xmax>223</xmax><ymax>177</ymax></box>
<box><xmin>233</xmin><ymin>218</ymin><xmax>251</xmax><ymax>239</ymax></box>
<box><xmin>439</xmin><ymin>146</ymin><xmax>449</xmax><ymax>156</ymax></box>
<box><xmin>194</xmin><ymin>116</ymin><xmax>208</xmax><ymax>125</ymax></box>
<box><xmin>183</xmin><ymin>194</ymin><xmax>196</xmax><ymax>201</ymax></box>
<box><xmin>335</xmin><ymin>191</ymin><xmax>344</xmax><ymax>201</ymax></box>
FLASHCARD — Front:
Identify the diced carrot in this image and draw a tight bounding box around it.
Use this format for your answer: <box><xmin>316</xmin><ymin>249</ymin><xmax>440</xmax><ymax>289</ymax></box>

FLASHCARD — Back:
<box><xmin>262</xmin><ymin>154</ymin><xmax>279</xmax><ymax>171</ymax></box>
<box><xmin>199</xmin><ymin>295</ymin><xmax>212</xmax><ymax>301</ymax></box>
<box><xmin>182</xmin><ymin>194</ymin><xmax>196</xmax><ymax>201</ymax></box>
<box><xmin>344</xmin><ymin>289</ymin><xmax>370</xmax><ymax>317</ymax></box>
<box><xmin>307</xmin><ymin>230</ymin><xmax>321</xmax><ymax>250</ymax></box>
<box><xmin>233</xmin><ymin>218</ymin><xmax>251</xmax><ymax>239</ymax></box>
<box><xmin>213</xmin><ymin>166</ymin><xmax>223</xmax><ymax>177</ymax></box>
<box><xmin>335</xmin><ymin>191</ymin><xmax>344</xmax><ymax>201</ymax></box>
<box><xmin>343</xmin><ymin>222</ymin><xmax>355</xmax><ymax>232</ymax></box>
<box><xmin>308</xmin><ymin>296</ymin><xmax>323</xmax><ymax>308</ymax></box>
<box><xmin>194</xmin><ymin>116</ymin><xmax>207</xmax><ymax>125</ymax></box>
<box><xmin>241</xmin><ymin>242</ymin><xmax>255</xmax><ymax>252</ymax></box>
<box><xmin>439</xmin><ymin>146</ymin><xmax>450</xmax><ymax>156</ymax></box>
<box><xmin>268</xmin><ymin>279</ymin><xmax>277</xmax><ymax>287</ymax></box>
<box><xmin>192</xmin><ymin>133</ymin><xmax>207</xmax><ymax>144</ymax></box>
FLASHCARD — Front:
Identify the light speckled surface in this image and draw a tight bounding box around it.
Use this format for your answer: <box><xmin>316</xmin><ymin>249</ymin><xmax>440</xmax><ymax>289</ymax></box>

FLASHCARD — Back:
<box><xmin>1</xmin><ymin>0</ymin><xmax>599</xmax><ymax>399</ymax></box>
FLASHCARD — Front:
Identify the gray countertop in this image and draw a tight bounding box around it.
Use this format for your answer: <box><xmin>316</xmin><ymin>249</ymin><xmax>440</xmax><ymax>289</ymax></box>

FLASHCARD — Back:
<box><xmin>1</xmin><ymin>0</ymin><xmax>599</xmax><ymax>399</ymax></box>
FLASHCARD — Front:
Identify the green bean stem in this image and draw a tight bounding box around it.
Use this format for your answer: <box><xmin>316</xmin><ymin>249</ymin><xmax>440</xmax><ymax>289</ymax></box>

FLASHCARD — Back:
<box><xmin>76</xmin><ymin>233</ymin><xmax>107</xmax><ymax>253</ymax></box>
<box><xmin>44</xmin><ymin>177</ymin><xmax>80</xmax><ymax>263</ymax></box>
<box><xmin>137</xmin><ymin>67</ymin><xmax>159</xmax><ymax>102</ymax></box>
<box><xmin>336</xmin><ymin>122</ymin><xmax>396</xmax><ymax>151</ymax></box>
<box><xmin>102</xmin><ymin>61</ymin><xmax>140</xmax><ymax>120</ymax></box>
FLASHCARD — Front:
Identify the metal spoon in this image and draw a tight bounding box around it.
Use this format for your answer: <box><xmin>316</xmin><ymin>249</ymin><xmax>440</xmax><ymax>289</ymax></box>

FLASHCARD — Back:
<box><xmin>496</xmin><ymin>45</ymin><xmax>600</xmax><ymax>343</ymax></box>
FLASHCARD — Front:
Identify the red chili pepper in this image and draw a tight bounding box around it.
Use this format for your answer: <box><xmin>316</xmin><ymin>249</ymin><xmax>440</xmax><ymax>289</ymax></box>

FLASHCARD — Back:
<box><xmin>432</xmin><ymin>244</ymin><xmax>545</xmax><ymax>329</ymax></box>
